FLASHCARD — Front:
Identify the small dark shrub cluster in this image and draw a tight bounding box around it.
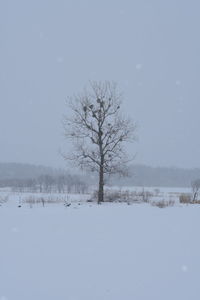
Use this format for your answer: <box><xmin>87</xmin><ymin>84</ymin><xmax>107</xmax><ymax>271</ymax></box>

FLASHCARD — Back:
<box><xmin>179</xmin><ymin>193</ymin><xmax>200</xmax><ymax>204</ymax></box>
<box><xmin>151</xmin><ymin>200</ymin><xmax>175</xmax><ymax>208</ymax></box>
<box><xmin>179</xmin><ymin>194</ymin><xmax>192</xmax><ymax>204</ymax></box>
<box><xmin>90</xmin><ymin>189</ymin><xmax>153</xmax><ymax>204</ymax></box>
<box><xmin>137</xmin><ymin>189</ymin><xmax>153</xmax><ymax>203</ymax></box>
<box><xmin>192</xmin><ymin>200</ymin><xmax>200</xmax><ymax>204</ymax></box>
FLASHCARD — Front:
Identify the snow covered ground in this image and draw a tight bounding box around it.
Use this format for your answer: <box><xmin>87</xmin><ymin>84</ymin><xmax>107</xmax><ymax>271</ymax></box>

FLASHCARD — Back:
<box><xmin>0</xmin><ymin>188</ymin><xmax>200</xmax><ymax>300</ymax></box>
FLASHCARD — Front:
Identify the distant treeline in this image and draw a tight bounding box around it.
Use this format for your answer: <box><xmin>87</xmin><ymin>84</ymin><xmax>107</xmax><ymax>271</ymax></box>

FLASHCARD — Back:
<box><xmin>1</xmin><ymin>162</ymin><xmax>200</xmax><ymax>188</ymax></box>
<box><xmin>113</xmin><ymin>165</ymin><xmax>200</xmax><ymax>187</ymax></box>
<box><xmin>0</xmin><ymin>163</ymin><xmax>89</xmax><ymax>193</ymax></box>
<box><xmin>0</xmin><ymin>174</ymin><xmax>88</xmax><ymax>194</ymax></box>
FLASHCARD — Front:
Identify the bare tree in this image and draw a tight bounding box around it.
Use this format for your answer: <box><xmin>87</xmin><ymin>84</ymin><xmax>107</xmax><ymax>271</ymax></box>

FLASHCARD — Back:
<box><xmin>63</xmin><ymin>81</ymin><xmax>137</xmax><ymax>203</ymax></box>
<box><xmin>56</xmin><ymin>174</ymin><xmax>66</xmax><ymax>193</ymax></box>
<box><xmin>191</xmin><ymin>179</ymin><xmax>200</xmax><ymax>202</ymax></box>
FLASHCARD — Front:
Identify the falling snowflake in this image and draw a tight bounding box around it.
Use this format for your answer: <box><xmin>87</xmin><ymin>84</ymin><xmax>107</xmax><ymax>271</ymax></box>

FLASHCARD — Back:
<box><xmin>56</xmin><ymin>57</ymin><xmax>64</xmax><ymax>63</ymax></box>
<box><xmin>11</xmin><ymin>227</ymin><xmax>19</xmax><ymax>233</ymax></box>
<box><xmin>136</xmin><ymin>64</ymin><xmax>142</xmax><ymax>70</ymax></box>
<box><xmin>181</xmin><ymin>265</ymin><xmax>188</xmax><ymax>272</ymax></box>
<box><xmin>39</xmin><ymin>32</ymin><xmax>44</xmax><ymax>40</ymax></box>
<box><xmin>175</xmin><ymin>80</ymin><xmax>181</xmax><ymax>86</ymax></box>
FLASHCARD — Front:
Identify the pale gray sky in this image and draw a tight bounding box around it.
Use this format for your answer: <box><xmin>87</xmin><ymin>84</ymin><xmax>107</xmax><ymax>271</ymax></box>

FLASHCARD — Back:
<box><xmin>1</xmin><ymin>0</ymin><xmax>200</xmax><ymax>168</ymax></box>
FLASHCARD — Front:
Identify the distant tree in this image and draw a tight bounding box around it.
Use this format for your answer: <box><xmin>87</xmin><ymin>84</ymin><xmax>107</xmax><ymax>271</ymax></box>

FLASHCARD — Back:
<box><xmin>191</xmin><ymin>179</ymin><xmax>200</xmax><ymax>202</ymax></box>
<box><xmin>56</xmin><ymin>174</ymin><xmax>66</xmax><ymax>193</ymax></box>
<box><xmin>39</xmin><ymin>175</ymin><xmax>54</xmax><ymax>193</ymax></box>
<box><xmin>63</xmin><ymin>81</ymin><xmax>136</xmax><ymax>203</ymax></box>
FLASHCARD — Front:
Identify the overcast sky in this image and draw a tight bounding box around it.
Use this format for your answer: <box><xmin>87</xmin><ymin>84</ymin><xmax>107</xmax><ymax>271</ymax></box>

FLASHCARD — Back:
<box><xmin>1</xmin><ymin>0</ymin><xmax>200</xmax><ymax>168</ymax></box>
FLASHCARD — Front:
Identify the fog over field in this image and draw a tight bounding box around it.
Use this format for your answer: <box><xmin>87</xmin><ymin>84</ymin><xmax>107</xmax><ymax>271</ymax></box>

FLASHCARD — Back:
<box><xmin>1</xmin><ymin>3</ymin><xmax>200</xmax><ymax>299</ymax></box>
<box><xmin>1</xmin><ymin>0</ymin><xmax>200</xmax><ymax>169</ymax></box>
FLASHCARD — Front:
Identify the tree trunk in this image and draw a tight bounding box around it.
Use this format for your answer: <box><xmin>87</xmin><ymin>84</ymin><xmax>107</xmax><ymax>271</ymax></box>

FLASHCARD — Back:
<box><xmin>98</xmin><ymin>123</ymin><xmax>104</xmax><ymax>204</ymax></box>
<box><xmin>193</xmin><ymin>191</ymin><xmax>198</xmax><ymax>202</ymax></box>
<box><xmin>98</xmin><ymin>165</ymin><xmax>104</xmax><ymax>204</ymax></box>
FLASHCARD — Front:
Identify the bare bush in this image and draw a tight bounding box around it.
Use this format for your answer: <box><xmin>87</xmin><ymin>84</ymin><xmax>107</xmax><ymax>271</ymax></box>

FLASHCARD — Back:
<box><xmin>89</xmin><ymin>189</ymin><xmax>153</xmax><ymax>204</ymax></box>
<box><xmin>191</xmin><ymin>179</ymin><xmax>200</xmax><ymax>202</ymax></box>
<box><xmin>179</xmin><ymin>193</ymin><xmax>200</xmax><ymax>205</ymax></box>
<box><xmin>193</xmin><ymin>200</ymin><xmax>200</xmax><ymax>204</ymax></box>
<box><xmin>151</xmin><ymin>200</ymin><xmax>175</xmax><ymax>208</ymax></box>
<box><xmin>137</xmin><ymin>189</ymin><xmax>153</xmax><ymax>203</ymax></box>
<box><xmin>179</xmin><ymin>193</ymin><xmax>192</xmax><ymax>204</ymax></box>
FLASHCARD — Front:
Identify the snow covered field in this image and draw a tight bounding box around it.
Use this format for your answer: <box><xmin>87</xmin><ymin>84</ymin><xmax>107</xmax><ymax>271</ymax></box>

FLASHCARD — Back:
<box><xmin>0</xmin><ymin>188</ymin><xmax>200</xmax><ymax>300</ymax></box>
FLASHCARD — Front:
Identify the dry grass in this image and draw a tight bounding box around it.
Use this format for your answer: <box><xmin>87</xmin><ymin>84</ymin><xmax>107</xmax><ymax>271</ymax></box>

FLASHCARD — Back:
<box><xmin>23</xmin><ymin>195</ymin><xmax>68</xmax><ymax>207</ymax></box>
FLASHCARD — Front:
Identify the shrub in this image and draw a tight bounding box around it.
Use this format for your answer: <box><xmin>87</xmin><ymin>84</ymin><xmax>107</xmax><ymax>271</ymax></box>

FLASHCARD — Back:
<box><xmin>151</xmin><ymin>200</ymin><xmax>175</xmax><ymax>208</ymax></box>
<box><xmin>179</xmin><ymin>194</ymin><xmax>192</xmax><ymax>204</ymax></box>
<box><xmin>89</xmin><ymin>189</ymin><xmax>153</xmax><ymax>204</ymax></box>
